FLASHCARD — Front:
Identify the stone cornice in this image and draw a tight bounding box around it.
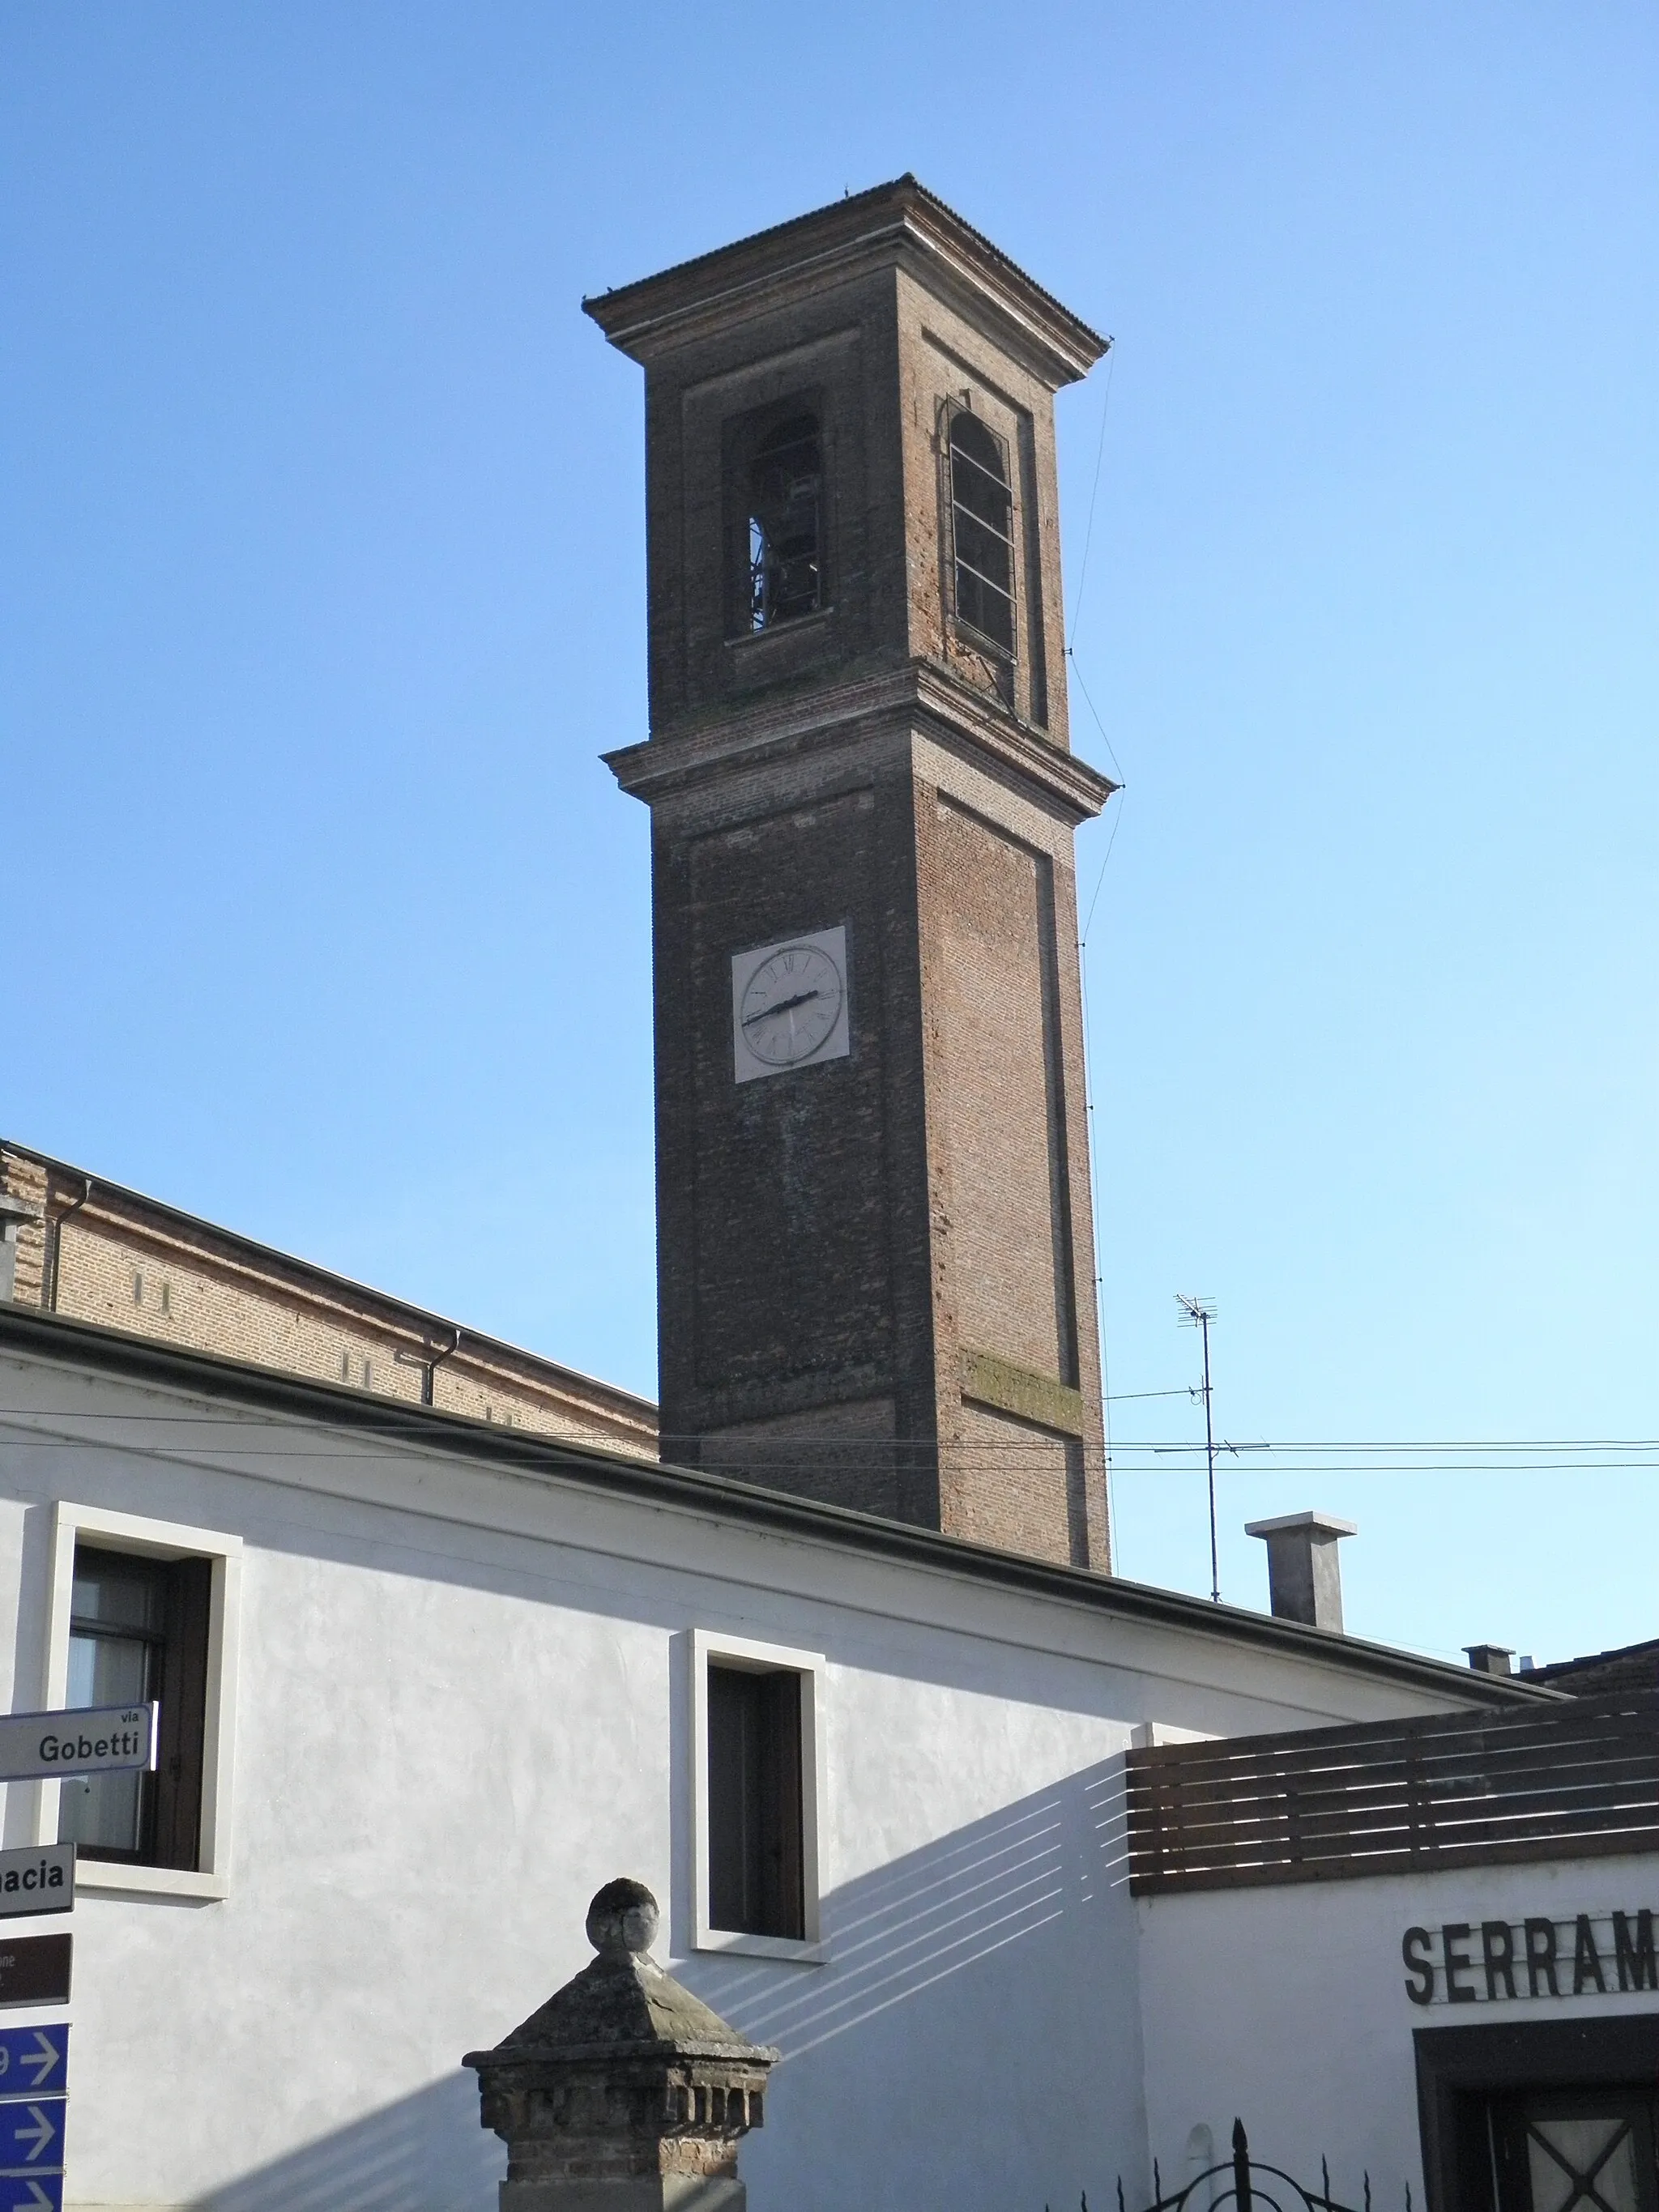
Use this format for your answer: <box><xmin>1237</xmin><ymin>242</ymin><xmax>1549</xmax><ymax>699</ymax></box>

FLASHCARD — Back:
<box><xmin>603</xmin><ymin>662</ymin><xmax>1117</xmax><ymax>827</ymax></box>
<box><xmin>582</xmin><ymin>176</ymin><xmax>1107</xmax><ymax>390</ymax></box>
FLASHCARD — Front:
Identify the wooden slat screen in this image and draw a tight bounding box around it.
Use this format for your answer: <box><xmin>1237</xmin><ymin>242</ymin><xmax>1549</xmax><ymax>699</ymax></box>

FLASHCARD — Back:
<box><xmin>1125</xmin><ymin>1691</ymin><xmax>1659</xmax><ymax>1894</ymax></box>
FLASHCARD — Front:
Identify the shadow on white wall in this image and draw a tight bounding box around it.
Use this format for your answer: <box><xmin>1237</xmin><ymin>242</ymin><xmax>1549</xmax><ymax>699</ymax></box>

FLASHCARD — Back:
<box><xmin>180</xmin><ymin>1757</ymin><xmax>1135</xmax><ymax>2211</ymax></box>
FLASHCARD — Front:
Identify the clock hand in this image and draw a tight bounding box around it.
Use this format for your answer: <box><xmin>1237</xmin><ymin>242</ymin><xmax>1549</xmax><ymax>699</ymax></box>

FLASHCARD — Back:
<box><xmin>743</xmin><ymin>988</ymin><xmax>821</xmax><ymax>1025</ymax></box>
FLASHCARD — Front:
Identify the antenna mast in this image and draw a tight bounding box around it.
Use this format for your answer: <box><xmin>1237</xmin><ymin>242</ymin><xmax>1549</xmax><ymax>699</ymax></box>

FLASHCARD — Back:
<box><xmin>1176</xmin><ymin>1295</ymin><xmax>1220</xmax><ymax>1601</ymax></box>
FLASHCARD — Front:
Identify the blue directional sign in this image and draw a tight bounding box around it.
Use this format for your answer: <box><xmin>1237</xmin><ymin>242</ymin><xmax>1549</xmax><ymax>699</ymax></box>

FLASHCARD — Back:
<box><xmin>0</xmin><ymin>2096</ymin><xmax>63</xmax><ymax>2175</ymax></box>
<box><xmin>0</xmin><ymin>2179</ymin><xmax>62</xmax><ymax>2211</ymax></box>
<box><xmin>0</xmin><ymin>2031</ymin><xmax>66</xmax><ymax>2100</ymax></box>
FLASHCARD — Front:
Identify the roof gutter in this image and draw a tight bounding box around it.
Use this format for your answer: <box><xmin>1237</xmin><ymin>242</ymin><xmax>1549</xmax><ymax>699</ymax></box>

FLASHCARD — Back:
<box><xmin>0</xmin><ymin>1303</ymin><xmax>1559</xmax><ymax>1711</ymax></box>
<box><xmin>44</xmin><ymin>1176</ymin><xmax>92</xmax><ymax>1314</ymax></box>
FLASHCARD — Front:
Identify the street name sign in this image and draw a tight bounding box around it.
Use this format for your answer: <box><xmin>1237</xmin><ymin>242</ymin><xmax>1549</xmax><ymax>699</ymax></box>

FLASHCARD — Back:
<box><xmin>0</xmin><ymin>2179</ymin><xmax>60</xmax><ymax>2212</ymax></box>
<box><xmin>0</xmin><ymin>2032</ymin><xmax>66</xmax><ymax>2100</ymax></box>
<box><xmin>0</xmin><ymin>1854</ymin><xmax>71</xmax><ymax>1927</ymax></box>
<box><xmin>0</xmin><ymin>1943</ymin><xmax>69</xmax><ymax>2014</ymax></box>
<box><xmin>0</xmin><ymin>2096</ymin><xmax>62</xmax><ymax>2175</ymax></box>
<box><xmin>0</xmin><ymin>1707</ymin><xmax>152</xmax><ymax>1788</ymax></box>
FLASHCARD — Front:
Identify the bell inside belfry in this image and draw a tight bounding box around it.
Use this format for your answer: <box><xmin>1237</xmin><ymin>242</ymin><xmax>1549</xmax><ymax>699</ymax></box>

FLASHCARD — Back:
<box><xmin>747</xmin><ymin>413</ymin><xmax>821</xmax><ymax>629</ymax></box>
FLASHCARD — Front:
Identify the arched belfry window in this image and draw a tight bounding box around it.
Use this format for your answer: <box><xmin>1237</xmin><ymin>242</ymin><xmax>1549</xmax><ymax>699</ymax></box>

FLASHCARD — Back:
<box><xmin>949</xmin><ymin>410</ymin><xmax>1014</xmax><ymax>654</ymax></box>
<box><xmin>747</xmin><ymin>414</ymin><xmax>822</xmax><ymax>632</ymax></box>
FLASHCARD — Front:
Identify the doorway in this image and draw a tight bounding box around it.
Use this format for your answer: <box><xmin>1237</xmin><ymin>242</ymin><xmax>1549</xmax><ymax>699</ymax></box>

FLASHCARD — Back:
<box><xmin>1485</xmin><ymin>2089</ymin><xmax>1659</xmax><ymax>2212</ymax></box>
<box><xmin>1416</xmin><ymin>2019</ymin><xmax>1659</xmax><ymax>2212</ymax></box>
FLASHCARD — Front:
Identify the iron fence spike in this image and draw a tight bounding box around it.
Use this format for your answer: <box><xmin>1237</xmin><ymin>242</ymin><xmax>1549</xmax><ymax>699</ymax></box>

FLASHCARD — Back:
<box><xmin>1365</xmin><ymin>2174</ymin><xmax>1372</xmax><ymax>2212</ymax></box>
<box><xmin>1232</xmin><ymin>2118</ymin><xmax>1252</xmax><ymax>2212</ymax></box>
<box><xmin>1118</xmin><ymin>2177</ymin><xmax>1126</xmax><ymax>2212</ymax></box>
<box><xmin>1323</xmin><ymin>2156</ymin><xmax>1331</xmax><ymax>2201</ymax></box>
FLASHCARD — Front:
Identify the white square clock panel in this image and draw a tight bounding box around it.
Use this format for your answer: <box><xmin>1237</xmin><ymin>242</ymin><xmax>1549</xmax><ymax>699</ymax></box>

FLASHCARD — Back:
<box><xmin>731</xmin><ymin>925</ymin><xmax>851</xmax><ymax>1084</ymax></box>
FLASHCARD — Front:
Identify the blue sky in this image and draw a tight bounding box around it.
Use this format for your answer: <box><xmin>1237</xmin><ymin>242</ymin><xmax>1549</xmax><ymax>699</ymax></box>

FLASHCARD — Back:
<box><xmin>3</xmin><ymin>3</ymin><xmax>1655</xmax><ymax>1664</ymax></box>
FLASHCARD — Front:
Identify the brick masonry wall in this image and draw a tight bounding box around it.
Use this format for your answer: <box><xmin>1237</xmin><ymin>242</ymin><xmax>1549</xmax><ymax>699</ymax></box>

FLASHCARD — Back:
<box><xmin>933</xmin><ymin>794</ymin><xmax>1076</xmax><ymax>1384</ymax></box>
<box><xmin>654</xmin><ymin>745</ymin><xmax>941</xmax><ymax>1530</ymax></box>
<box><xmin>945</xmin><ymin>1401</ymin><xmax>1084</xmax><ymax>1566</ymax></box>
<box><xmin>697</xmin><ymin>1394</ymin><xmax>902</xmax><ymax>1519</ymax></box>
<box><xmin>645</xmin><ymin>267</ymin><xmax>903</xmax><ymax>736</ymax></box>
<box><xmin>893</xmin><ymin>267</ymin><xmax>1070</xmax><ymax>747</ymax></box>
<box><xmin>916</xmin><ymin>769</ymin><xmax>1103</xmax><ymax>1568</ymax></box>
<box><xmin>685</xmin><ymin>788</ymin><xmax>892</xmax><ymax>1391</ymax></box>
<box><xmin>2</xmin><ymin>1153</ymin><xmax>49</xmax><ymax>1309</ymax></box>
<box><xmin>0</xmin><ymin>1146</ymin><xmax>657</xmax><ymax>1458</ymax></box>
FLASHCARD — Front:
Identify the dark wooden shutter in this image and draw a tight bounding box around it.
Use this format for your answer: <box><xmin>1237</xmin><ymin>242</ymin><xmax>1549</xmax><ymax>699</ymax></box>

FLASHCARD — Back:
<box><xmin>153</xmin><ymin>1558</ymin><xmax>212</xmax><ymax>1870</ymax></box>
<box><xmin>707</xmin><ymin>1665</ymin><xmax>804</xmax><ymax>1940</ymax></box>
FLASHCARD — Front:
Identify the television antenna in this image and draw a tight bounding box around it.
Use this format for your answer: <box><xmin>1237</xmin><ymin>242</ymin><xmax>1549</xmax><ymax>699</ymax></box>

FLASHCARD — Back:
<box><xmin>1176</xmin><ymin>1295</ymin><xmax>1220</xmax><ymax>1601</ymax></box>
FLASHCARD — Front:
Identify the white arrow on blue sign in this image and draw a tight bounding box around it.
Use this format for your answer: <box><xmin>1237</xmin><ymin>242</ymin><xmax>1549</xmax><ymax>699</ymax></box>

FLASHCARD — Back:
<box><xmin>0</xmin><ymin>2179</ymin><xmax>61</xmax><ymax>2211</ymax></box>
<box><xmin>0</xmin><ymin>2095</ymin><xmax>62</xmax><ymax>2172</ymax></box>
<box><xmin>0</xmin><ymin>2031</ymin><xmax>66</xmax><ymax>2099</ymax></box>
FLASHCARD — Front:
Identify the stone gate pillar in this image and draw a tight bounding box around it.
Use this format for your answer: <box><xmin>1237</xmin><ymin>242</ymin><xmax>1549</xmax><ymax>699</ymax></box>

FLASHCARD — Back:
<box><xmin>464</xmin><ymin>1878</ymin><xmax>778</xmax><ymax>2212</ymax></box>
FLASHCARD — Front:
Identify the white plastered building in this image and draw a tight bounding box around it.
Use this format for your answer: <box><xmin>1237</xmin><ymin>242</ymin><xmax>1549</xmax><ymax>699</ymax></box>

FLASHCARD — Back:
<box><xmin>0</xmin><ymin>1304</ymin><xmax>1545</xmax><ymax>2212</ymax></box>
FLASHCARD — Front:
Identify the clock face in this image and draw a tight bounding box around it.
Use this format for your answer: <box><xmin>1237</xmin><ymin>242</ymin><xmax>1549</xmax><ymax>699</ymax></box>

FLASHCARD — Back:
<box><xmin>731</xmin><ymin>927</ymin><xmax>850</xmax><ymax>1082</ymax></box>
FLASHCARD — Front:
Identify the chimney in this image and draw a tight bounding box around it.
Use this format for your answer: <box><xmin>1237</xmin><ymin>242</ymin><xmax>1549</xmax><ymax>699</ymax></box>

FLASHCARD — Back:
<box><xmin>1465</xmin><ymin>1644</ymin><xmax>1515</xmax><ymax>1677</ymax></box>
<box><xmin>1244</xmin><ymin>1510</ymin><xmax>1357</xmax><ymax>1632</ymax></box>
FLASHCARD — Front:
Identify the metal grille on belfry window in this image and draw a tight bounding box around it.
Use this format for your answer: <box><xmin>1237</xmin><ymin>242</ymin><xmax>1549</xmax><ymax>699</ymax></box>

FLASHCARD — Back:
<box><xmin>748</xmin><ymin>415</ymin><xmax>821</xmax><ymax>630</ymax></box>
<box><xmin>949</xmin><ymin>408</ymin><xmax>1014</xmax><ymax>654</ymax></box>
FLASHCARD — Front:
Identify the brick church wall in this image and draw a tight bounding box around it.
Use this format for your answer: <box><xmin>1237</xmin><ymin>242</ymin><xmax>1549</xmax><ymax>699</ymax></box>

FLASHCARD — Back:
<box><xmin>932</xmin><ymin>793</ymin><xmax>1077</xmax><ymax>1386</ymax></box>
<box><xmin>945</xmin><ymin>1402</ymin><xmax>1085</xmax><ymax>1566</ymax></box>
<box><xmin>0</xmin><ymin>1142</ymin><xmax>657</xmax><ymax>1458</ymax></box>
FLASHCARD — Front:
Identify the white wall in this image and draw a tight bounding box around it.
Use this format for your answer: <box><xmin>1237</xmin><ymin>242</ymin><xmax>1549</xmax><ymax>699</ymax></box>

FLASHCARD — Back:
<box><xmin>1137</xmin><ymin>1852</ymin><xmax>1659</xmax><ymax>2212</ymax></box>
<box><xmin>0</xmin><ymin>1345</ymin><xmax>1490</xmax><ymax>2212</ymax></box>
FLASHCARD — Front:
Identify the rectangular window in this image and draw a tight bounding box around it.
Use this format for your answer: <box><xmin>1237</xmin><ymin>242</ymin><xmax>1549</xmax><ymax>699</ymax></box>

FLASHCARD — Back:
<box><xmin>707</xmin><ymin>1665</ymin><xmax>804</xmax><ymax>1939</ymax></box>
<box><xmin>948</xmin><ymin>407</ymin><xmax>1016</xmax><ymax>656</ymax></box>
<box><xmin>59</xmin><ymin>1545</ymin><xmax>211</xmax><ymax>1868</ymax></box>
<box><xmin>36</xmin><ymin>1504</ymin><xmax>241</xmax><ymax>1900</ymax></box>
<box><xmin>691</xmin><ymin>1630</ymin><xmax>823</xmax><ymax>1960</ymax></box>
<box><xmin>723</xmin><ymin>390</ymin><xmax>827</xmax><ymax>641</ymax></box>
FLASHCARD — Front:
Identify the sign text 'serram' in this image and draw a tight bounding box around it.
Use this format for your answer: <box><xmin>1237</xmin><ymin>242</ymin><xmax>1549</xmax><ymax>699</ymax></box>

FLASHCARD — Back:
<box><xmin>1404</xmin><ymin>1911</ymin><xmax>1657</xmax><ymax>2005</ymax></box>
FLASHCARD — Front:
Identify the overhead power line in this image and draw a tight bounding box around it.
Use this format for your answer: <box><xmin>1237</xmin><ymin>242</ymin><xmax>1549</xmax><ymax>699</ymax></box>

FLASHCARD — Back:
<box><xmin>1</xmin><ymin>1414</ymin><xmax>1655</xmax><ymax>1454</ymax></box>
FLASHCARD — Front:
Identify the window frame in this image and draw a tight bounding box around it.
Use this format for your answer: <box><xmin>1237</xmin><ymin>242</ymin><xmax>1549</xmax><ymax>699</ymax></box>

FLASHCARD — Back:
<box><xmin>690</xmin><ymin>1628</ymin><xmax>825</xmax><ymax>1963</ymax></box>
<box><xmin>32</xmin><ymin>1502</ymin><xmax>241</xmax><ymax>1902</ymax></box>
<box><xmin>745</xmin><ymin>413</ymin><xmax>824</xmax><ymax>633</ymax></box>
<box><xmin>945</xmin><ymin>400</ymin><xmax>1018</xmax><ymax>662</ymax></box>
<box><xmin>60</xmin><ymin>1544</ymin><xmax>185</xmax><ymax>1865</ymax></box>
<box><xmin>723</xmin><ymin>390</ymin><xmax>831</xmax><ymax>645</ymax></box>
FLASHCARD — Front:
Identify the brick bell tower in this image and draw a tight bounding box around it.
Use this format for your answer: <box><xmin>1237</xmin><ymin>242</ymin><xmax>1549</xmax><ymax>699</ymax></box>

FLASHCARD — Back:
<box><xmin>587</xmin><ymin>177</ymin><xmax>1116</xmax><ymax>1570</ymax></box>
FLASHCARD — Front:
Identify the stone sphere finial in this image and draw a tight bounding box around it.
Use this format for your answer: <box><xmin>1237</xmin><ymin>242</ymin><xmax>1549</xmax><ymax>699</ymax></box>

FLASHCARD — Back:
<box><xmin>585</xmin><ymin>1877</ymin><xmax>659</xmax><ymax>1959</ymax></box>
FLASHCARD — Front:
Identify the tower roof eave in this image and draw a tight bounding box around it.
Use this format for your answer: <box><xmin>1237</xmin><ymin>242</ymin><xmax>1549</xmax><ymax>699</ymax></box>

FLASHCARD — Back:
<box><xmin>582</xmin><ymin>176</ymin><xmax>1108</xmax><ymax>389</ymax></box>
